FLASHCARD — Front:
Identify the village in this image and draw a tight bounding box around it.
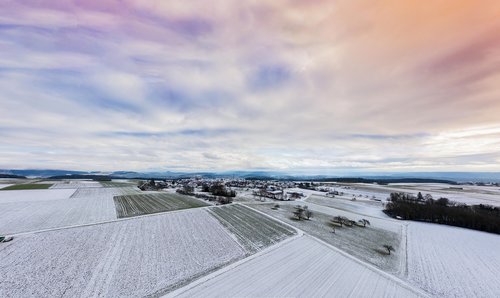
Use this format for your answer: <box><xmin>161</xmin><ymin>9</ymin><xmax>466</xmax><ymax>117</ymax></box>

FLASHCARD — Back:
<box><xmin>138</xmin><ymin>177</ymin><xmax>337</xmax><ymax>201</ymax></box>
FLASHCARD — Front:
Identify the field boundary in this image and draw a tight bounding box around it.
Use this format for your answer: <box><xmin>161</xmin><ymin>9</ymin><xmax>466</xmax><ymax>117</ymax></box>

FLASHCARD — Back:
<box><xmin>238</xmin><ymin>203</ymin><xmax>303</xmax><ymax>235</ymax></box>
<box><xmin>245</xmin><ymin>203</ymin><xmax>429</xmax><ymax>297</ymax></box>
<box><xmin>303</xmin><ymin>195</ymin><xmax>395</xmax><ymax>221</ymax></box>
<box><xmin>113</xmin><ymin>192</ymin><xmax>209</xmax><ymax>218</ymax></box>
<box><xmin>164</xmin><ymin>233</ymin><xmax>304</xmax><ymax>298</ymax></box>
<box><xmin>8</xmin><ymin>204</ymin><xmax>218</xmax><ymax>237</ymax></box>
<box><xmin>8</xmin><ymin>203</ymin><xmax>271</xmax><ymax>237</ymax></box>
<box><xmin>310</xmin><ymin>234</ymin><xmax>429</xmax><ymax>296</ymax></box>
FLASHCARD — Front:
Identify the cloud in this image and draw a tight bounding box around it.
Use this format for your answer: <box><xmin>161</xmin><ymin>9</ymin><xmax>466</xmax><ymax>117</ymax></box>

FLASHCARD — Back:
<box><xmin>249</xmin><ymin>64</ymin><xmax>292</xmax><ymax>90</ymax></box>
<box><xmin>104</xmin><ymin>128</ymin><xmax>243</xmax><ymax>138</ymax></box>
<box><xmin>203</xmin><ymin>152</ymin><xmax>220</xmax><ymax>160</ymax></box>
<box><xmin>347</xmin><ymin>133</ymin><xmax>429</xmax><ymax>141</ymax></box>
<box><xmin>0</xmin><ymin>1</ymin><xmax>499</xmax><ymax>171</ymax></box>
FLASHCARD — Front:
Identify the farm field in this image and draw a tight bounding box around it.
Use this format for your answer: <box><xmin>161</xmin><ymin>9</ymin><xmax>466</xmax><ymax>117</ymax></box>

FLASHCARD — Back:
<box><xmin>252</xmin><ymin>203</ymin><xmax>404</xmax><ymax>273</ymax></box>
<box><xmin>50</xmin><ymin>180</ymin><xmax>102</xmax><ymax>189</ymax></box>
<box><xmin>406</xmin><ymin>222</ymin><xmax>500</xmax><ymax>297</ymax></box>
<box><xmin>367</xmin><ymin>183</ymin><xmax>500</xmax><ymax>207</ymax></box>
<box><xmin>0</xmin><ymin>188</ymin><xmax>76</xmax><ymax>204</ymax></box>
<box><xmin>318</xmin><ymin>182</ymin><xmax>500</xmax><ymax>207</ymax></box>
<box><xmin>0</xmin><ymin>187</ymin><xmax>138</xmax><ymax>234</ymax></box>
<box><xmin>71</xmin><ymin>186</ymin><xmax>141</xmax><ymax>198</ymax></box>
<box><xmin>0</xmin><ymin>208</ymin><xmax>247</xmax><ymax>297</ymax></box>
<box><xmin>99</xmin><ymin>180</ymin><xmax>137</xmax><ymax>188</ymax></box>
<box><xmin>326</xmin><ymin>183</ymin><xmax>394</xmax><ymax>199</ymax></box>
<box><xmin>232</xmin><ymin>188</ymin><xmax>274</xmax><ymax>203</ymax></box>
<box><xmin>279</xmin><ymin>200</ymin><xmax>402</xmax><ymax>233</ymax></box>
<box><xmin>170</xmin><ymin>235</ymin><xmax>424</xmax><ymax>298</ymax></box>
<box><xmin>306</xmin><ymin>194</ymin><xmax>387</xmax><ymax>218</ymax></box>
<box><xmin>113</xmin><ymin>192</ymin><xmax>209</xmax><ymax>218</ymax></box>
<box><xmin>209</xmin><ymin>204</ymin><xmax>297</xmax><ymax>253</ymax></box>
<box><xmin>1</xmin><ymin>183</ymin><xmax>52</xmax><ymax>190</ymax></box>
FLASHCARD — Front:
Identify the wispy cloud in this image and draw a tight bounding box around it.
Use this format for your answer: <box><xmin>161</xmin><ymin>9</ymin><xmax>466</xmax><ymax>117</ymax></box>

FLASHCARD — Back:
<box><xmin>347</xmin><ymin>133</ymin><xmax>429</xmax><ymax>141</ymax></box>
<box><xmin>105</xmin><ymin>128</ymin><xmax>243</xmax><ymax>138</ymax></box>
<box><xmin>0</xmin><ymin>1</ymin><xmax>499</xmax><ymax>171</ymax></box>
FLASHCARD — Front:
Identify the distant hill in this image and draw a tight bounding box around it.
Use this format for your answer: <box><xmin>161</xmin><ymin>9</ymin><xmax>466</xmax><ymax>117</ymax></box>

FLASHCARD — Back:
<box><xmin>47</xmin><ymin>174</ymin><xmax>119</xmax><ymax>181</ymax></box>
<box><xmin>0</xmin><ymin>169</ymin><xmax>87</xmax><ymax>178</ymax></box>
<box><xmin>2</xmin><ymin>169</ymin><xmax>500</xmax><ymax>183</ymax></box>
<box><xmin>0</xmin><ymin>173</ymin><xmax>26</xmax><ymax>179</ymax></box>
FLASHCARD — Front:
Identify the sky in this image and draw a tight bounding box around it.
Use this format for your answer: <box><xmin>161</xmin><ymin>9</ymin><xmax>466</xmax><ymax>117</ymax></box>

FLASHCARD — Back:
<box><xmin>1</xmin><ymin>0</ymin><xmax>500</xmax><ymax>173</ymax></box>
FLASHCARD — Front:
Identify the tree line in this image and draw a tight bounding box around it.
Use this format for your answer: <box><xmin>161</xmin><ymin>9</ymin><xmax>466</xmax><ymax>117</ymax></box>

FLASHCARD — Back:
<box><xmin>385</xmin><ymin>192</ymin><xmax>500</xmax><ymax>234</ymax></box>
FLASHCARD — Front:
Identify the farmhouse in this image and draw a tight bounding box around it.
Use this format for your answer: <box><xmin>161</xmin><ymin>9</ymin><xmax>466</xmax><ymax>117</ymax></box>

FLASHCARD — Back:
<box><xmin>266</xmin><ymin>190</ymin><xmax>284</xmax><ymax>200</ymax></box>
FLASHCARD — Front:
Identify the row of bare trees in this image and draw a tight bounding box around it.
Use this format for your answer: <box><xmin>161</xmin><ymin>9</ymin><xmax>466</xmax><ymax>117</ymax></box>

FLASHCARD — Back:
<box><xmin>331</xmin><ymin>216</ymin><xmax>370</xmax><ymax>227</ymax></box>
<box><xmin>284</xmin><ymin>203</ymin><xmax>394</xmax><ymax>256</ymax></box>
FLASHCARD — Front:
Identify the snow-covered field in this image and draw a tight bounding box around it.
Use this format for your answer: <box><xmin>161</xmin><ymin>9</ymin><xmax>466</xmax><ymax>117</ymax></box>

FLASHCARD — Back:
<box><xmin>314</xmin><ymin>182</ymin><xmax>500</xmax><ymax>207</ymax></box>
<box><xmin>0</xmin><ymin>208</ymin><xmax>246</xmax><ymax>297</ymax></box>
<box><xmin>170</xmin><ymin>235</ymin><xmax>425</xmax><ymax>298</ymax></box>
<box><xmin>358</xmin><ymin>183</ymin><xmax>500</xmax><ymax>207</ymax></box>
<box><xmin>281</xmin><ymin>200</ymin><xmax>402</xmax><ymax>233</ymax></box>
<box><xmin>406</xmin><ymin>222</ymin><xmax>500</xmax><ymax>297</ymax></box>
<box><xmin>0</xmin><ymin>187</ymin><xmax>138</xmax><ymax>234</ymax></box>
<box><xmin>2</xmin><ymin>181</ymin><xmax>499</xmax><ymax>297</ymax></box>
<box><xmin>114</xmin><ymin>192</ymin><xmax>209</xmax><ymax>218</ymax></box>
<box><xmin>50</xmin><ymin>180</ymin><xmax>103</xmax><ymax>189</ymax></box>
<box><xmin>306</xmin><ymin>194</ymin><xmax>387</xmax><ymax>218</ymax></box>
<box><xmin>259</xmin><ymin>185</ymin><xmax>500</xmax><ymax>297</ymax></box>
<box><xmin>252</xmin><ymin>203</ymin><xmax>405</xmax><ymax>273</ymax></box>
<box><xmin>70</xmin><ymin>186</ymin><xmax>141</xmax><ymax>198</ymax></box>
<box><xmin>0</xmin><ymin>188</ymin><xmax>76</xmax><ymax>203</ymax></box>
<box><xmin>209</xmin><ymin>204</ymin><xmax>297</xmax><ymax>253</ymax></box>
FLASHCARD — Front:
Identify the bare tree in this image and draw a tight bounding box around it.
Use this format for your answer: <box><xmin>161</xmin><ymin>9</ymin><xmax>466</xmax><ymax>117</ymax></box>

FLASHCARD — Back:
<box><xmin>293</xmin><ymin>205</ymin><xmax>305</xmax><ymax>220</ymax></box>
<box><xmin>358</xmin><ymin>219</ymin><xmax>371</xmax><ymax>227</ymax></box>
<box><xmin>332</xmin><ymin>216</ymin><xmax>344</xmax><ymax>227</ymax></box>
<box><xmin>339</xmin><ymin>216</ymin><xmax>353</xmax><ymax>226</ymax></box>
<box><xmin>383</xmin><ymin>244</ymin><xmax>395</xmax><ymax>255</ymax></box>
<box><xmin>302</xmin><ymin>205</ymin><xmax>313</xmax><ymax>220</ymax></box>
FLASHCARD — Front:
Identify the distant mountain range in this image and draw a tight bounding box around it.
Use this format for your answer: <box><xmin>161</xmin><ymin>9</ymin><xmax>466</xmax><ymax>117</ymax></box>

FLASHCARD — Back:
<box><xmin>2</xmin><ymin>169</ymin><xmax>500</xmax><ymax>183</ymax></box>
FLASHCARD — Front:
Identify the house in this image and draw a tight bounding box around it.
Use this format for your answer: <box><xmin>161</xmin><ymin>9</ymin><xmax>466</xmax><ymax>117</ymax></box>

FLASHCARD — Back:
<box><xmin>266</xmin><ymin>190</ymin><xmax>284</xmax><ymax>200</ymax></box>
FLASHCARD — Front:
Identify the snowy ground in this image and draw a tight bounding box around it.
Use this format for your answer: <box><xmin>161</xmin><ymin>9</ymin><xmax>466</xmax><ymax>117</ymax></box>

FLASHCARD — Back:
<box><xmin>232</xmin><ymin>188</ymin><xmax>279</xmax><ymax>203</ymax></box>
<box><xmin>286</xmin><ymin>187</ymin><xmax>322</xmax><ymax>200</ymax></box>
<box><xmin>278</xmin><ymin>200</ymin><xmax>403</xmax><ymax>233</ymax></box>
<box><xmin>169</xmin><ymin>235</ymin><xmax>425</xmax><ymax>298</ymax></box>
<box><xmin>0</xmin><ymin>188</ymin><xmax>76</xmax><ymax>203</ymax></box>
<box><xmin>209</xmin><ymin>204</ymin><xmax>297</xmax><ymax>253</ymax></box>
<box><xmin>0</xmin><ymin>208</ymin><xmax>246</xmax><ymax>298</ymax></box>
<box><xmin>406</xmin><ymin>222</ymin><xmax>500</xmax><ymax>297</ymax></box>
<box><xmin>338</xmin><ymin>183</ymin><xmax>500</xmax><ymax>207</ymax></box>
<box><xmin>114</xmin><ymin>192</ymin><xmax>208</xmax><ymax>218</ymax></box>
<box><xmin>306</xmin><ymin>194</ymin><xmax>388</xmax><ymax>218</ymax></box>
<box><xmin>304</xmin><ymin>182</ymin><xmax>500</xmax><ymax>207</ymax></box>
<box><xmin>50</xmin><ymin>180</ymin><xmax>103</xmax><ymax>189</ymax></box>
<box><xmin>252</xmin><ymin>203</ymin><xmax>404</xmax><ymax>273</ymax></box>
<box><xmin>288</xmin><ymin>185</ymin><xmax>500</xmax><ymax>297</ymax></box>
<box><xmin>2</xmin><ymin>182</ymin><xmax>499</xmax><ymax>297</ymax></box>
<box><xmin>0</xmin><ymin>187</ymin><xmax>139</xmax><ymax>234</ymax></box>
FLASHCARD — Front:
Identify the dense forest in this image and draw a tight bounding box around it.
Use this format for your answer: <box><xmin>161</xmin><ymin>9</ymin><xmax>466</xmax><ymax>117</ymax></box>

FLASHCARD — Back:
<box><xmin>385</xmin><ymin>192</ymin><xmax>500</xmax><ymax>234</ymax></box>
